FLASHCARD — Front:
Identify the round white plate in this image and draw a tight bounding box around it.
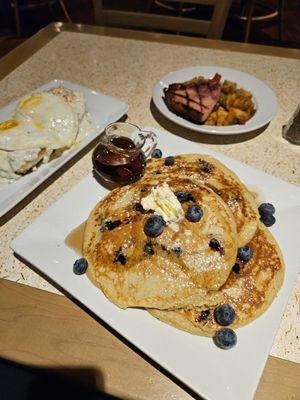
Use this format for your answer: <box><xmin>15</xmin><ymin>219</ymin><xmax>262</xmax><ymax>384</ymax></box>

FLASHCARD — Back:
<box><xmin>152</xmin><ymin>66</ymin><xmax>278</xmax><ymax>135</ymax></box>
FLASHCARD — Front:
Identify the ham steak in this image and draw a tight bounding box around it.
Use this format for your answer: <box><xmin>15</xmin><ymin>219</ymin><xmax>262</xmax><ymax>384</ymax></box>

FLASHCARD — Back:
<box><xmin>163</xmin><ymin>73</ymin><xmax>222</xmax><ymax>124</ymax></box>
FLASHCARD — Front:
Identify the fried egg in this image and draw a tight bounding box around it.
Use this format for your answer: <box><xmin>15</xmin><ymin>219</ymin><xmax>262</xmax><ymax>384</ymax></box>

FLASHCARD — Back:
<box><xmin>76</xmin><ymin>112</ymin><xmax>96</xmax><ymax>142</ymax></box>
<box><xmin>48</xmin><ymin>87</ymin><xmax>86</xmax><ymax>121</ymax></box>
<box><xmin>15</xmin><ymin>92</ymin><xmax>78</xmax><ymax>148</ymax></box>
<box><xmin>0</xmin><ymin>118</ymin><xmax>61</xmax><ymax>150</ymax></box>
<box><xmin>0</xmin><ymin>87</ymin><xmax>95</xmax><ymax>183</ymax></box>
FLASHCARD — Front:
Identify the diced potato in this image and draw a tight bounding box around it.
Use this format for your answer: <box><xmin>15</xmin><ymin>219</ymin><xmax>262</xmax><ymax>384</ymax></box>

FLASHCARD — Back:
<box><xmin>228</xmin><ymin>107</ymin><xmax>251</xmax><ymax>124</ymax></box>
<box><xmin>222</xmin><ymin>80</ymin><xmax>237</xmax><ymax>94</ymax></box>
<box><xmin>216</xmin><ymin>107</ymin><xmax>228</xmax><ymax>126</ymax></box>
<box><xmin>225</xmin><ymin>108</ymin><xmax>238</xmax><ymax>125</ymax></box>
<box><xmin>205</xmin><ymin>111</ymin><xmax>217</xmax><ymax>125</ymax></box>
<box><xmin>205</xmin><ymin>77</ymin><xmax>255</xmax><ymax>126</ymax></box>
<box><xmin>235</xmin><ymin>88</ymin><xmax>251</xmax><ymax>97</ymax></box>
<box><xmin>226</xmin><ymin>91</ymin><xmax>255</xmax><ymax>112</ymax></box>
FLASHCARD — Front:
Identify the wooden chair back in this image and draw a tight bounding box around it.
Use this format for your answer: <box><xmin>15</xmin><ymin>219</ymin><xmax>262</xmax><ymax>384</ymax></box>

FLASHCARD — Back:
<box><xmin>92</xmin><ymin>0</ymin><xmax>232</xmax><ymax>39</ymax></box>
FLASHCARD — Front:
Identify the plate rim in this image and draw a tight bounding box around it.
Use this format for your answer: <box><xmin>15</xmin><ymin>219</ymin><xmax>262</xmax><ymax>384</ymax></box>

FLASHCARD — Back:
<box><xmin>152</xmin><ymin>65</ymin><xmax>278</xmax><ymax>135</ymax></box>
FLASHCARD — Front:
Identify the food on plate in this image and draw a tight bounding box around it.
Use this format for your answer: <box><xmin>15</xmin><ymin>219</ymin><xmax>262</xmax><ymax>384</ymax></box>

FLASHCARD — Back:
<box><xmin>48</xmin><ymin>86</ymin><xmax>95</xmax><ymax>143</ymax></box>
<box><xmin>149</xmin><ymin>223</ymin><xmax>284</xmax><ymax>337</ymax></box>
<box><xmin>151</xmin><ymin>148</ymin><xmax>163</xmax><ymax>159</ymax></box>
<box><xmin>80</xmin><ymin>152</ymin><xmax>284</xmax><ymax>348</ymax></box>
<box><xmin>144</xmin><ymin>154</ymin><xmax>259</xmax><ymax>247</ymax></box>
<box><xmin>164</xmin><ymin>74</ymin><xmax>221</xmax><ymax>124</ymax></box>
<box><xmin>73</xmin><ymin>257</ymin><xmax>89</xmax><ymax>275</ymax></box>
<box><xmin>0</xmin><ymin>86</ymin><xmax>95</xmax><ymax>183</ymax></box>
<box><xmin>213</xmin><ymin>328</ymin><xmax>237</xmax><ymax>349</ymax></box>
<box><xmin>83</xmin><ymin>176</ymin><xmax>238</xmax><ymax>309</ymax></box>
<box><xmin>258</xmin><ymin>202</ymin><xmax>276</xmax><ymax>227</ymax></box>
<box><xmin>163</xmin><ymin>73</ymin><xmax>256</xmax><ymax>126</ymax></box>
<box><xmin>0</xmin><ymin>147</ymin><xmax>46</xmax><ymax>181</ymax></box>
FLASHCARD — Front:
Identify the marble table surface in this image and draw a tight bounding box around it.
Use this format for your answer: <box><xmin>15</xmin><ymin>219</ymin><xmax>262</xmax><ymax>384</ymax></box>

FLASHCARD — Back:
<box><xmin>0</xmin><ymin>24</ymin><xmax>299</xmax><ymax>363</ymax></box>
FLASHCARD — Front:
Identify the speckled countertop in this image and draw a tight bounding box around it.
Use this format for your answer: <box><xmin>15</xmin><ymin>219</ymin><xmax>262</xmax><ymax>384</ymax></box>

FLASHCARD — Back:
<box><xmin>0</xmin><ymin>30</ymin><xmax>299</xmax><ymax>363</ymax></box>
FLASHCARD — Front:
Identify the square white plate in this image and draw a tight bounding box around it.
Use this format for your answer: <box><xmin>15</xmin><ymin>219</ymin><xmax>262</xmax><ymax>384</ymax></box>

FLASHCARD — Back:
<box><xmin>11</xmin><ymin>127</ymin><xmax>300</xmax><ymax>400</ymax></box>
<box><xmin>0</xmin><ymin>79</ymin><xmax>128</xmax><ymax>217</ymax></box>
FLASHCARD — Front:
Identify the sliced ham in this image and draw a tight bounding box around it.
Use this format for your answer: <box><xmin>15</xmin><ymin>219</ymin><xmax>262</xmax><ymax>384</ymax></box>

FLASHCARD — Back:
<box><xmin>163</xmin><ymin>73</ymin><xmax>222</xmax><ymax>124</ymax></box>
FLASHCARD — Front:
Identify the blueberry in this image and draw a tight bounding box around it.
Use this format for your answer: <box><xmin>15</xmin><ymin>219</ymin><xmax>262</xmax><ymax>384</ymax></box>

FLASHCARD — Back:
<box><xmin>185</xmin><ymin>204</ymin><xmax>203</xmax><ymax>222</ymax></box>
<box><xmin>151</xmin><ymin>148</ymin><xmax>163</xmax><ymax>158</ymax></box>
<box><xmin>258</xmin><ymin>203</ymin><xmax>275</xmax><ymax>216</ymax></box>
<box><xmin>105</xmin><ymin>219</ymin><xmax>121</xmax><ymax>231</ymax></box>
<box><xmin>144</xmin><ymin>215</ymin><xmax>165</xmax><ymax>237</ymax></box>
<box><xmin>133</xmin><ymin>203</ymin><xmax>146</xmax><ymax>213</ymax></box>
<box><xmin>196</xmin><ymin>310</ymin><xmax>210</xmax><ymax>322</ymax></box>
<box><xmin>214</xmin><ymin>328</ymin><xmax>237</xmax><ymax>350</ymax></box>
<box><xmin>114</xmin><ymin>248</ymin><xmax>127</xmax><ymax>265</ymax></box>
<box><xmin>144</xmin><ymin>241</ymin><xmax>155</xmax><ymax>255</ymax></box>
<box><xmin>232</xmin><ymin>263</ymin><xmax>240</xmax><ymax>274</ymax></box>
<box><xmin>238</xmin><ymin>246</ymin><xmax>253</xmax><ymax>262</ymax></box>
<box><xmin>199</xmin><ymin>159</ymin><xmax>213</xmax><ymax>173</ymax></box>
<box><xmin>174</xmin><ymin>191</ymin><xmax>195</xmax><ymax>204</ymax></box>
<box><xmin>209</xmin><ymin>238</ymin><xmax>220</xmax><ymax>250</ymax></box>
<box><xmin>73</xmin><ymin>258</ymin><xmax>88</xmax><ymax>275</ymax></box>
<box><xmin>161</xmin><ymin>244</ymin><xmax>168</xmax><ymax>251</ymax></box>
<box><xmin>260</xmin><ymin>213</ymin><xmax>276</xmax><ymax>227</ymax></box>
<box><xmin>173</xmin><ymin>246</ymin><xmax>183</xmax><ymax>256</ymax></box>
<box><xmin>164</xmin><ymin>156</ymin><xmax>175</xmax><ymax>166</ymax></box>
<box><xmin>258</xmin><ymin>203</ymin><xmax>276</xmax><ymax>227</ymax></box>
<box><xmin>214</xmin><ymin>304</ymin><xmax>236</xmax><ymax>326</ymax></box>
<box><xmin>209</xmin><ymin>239</ymin><xmax>225</xmax><ymax>256</ymax></box>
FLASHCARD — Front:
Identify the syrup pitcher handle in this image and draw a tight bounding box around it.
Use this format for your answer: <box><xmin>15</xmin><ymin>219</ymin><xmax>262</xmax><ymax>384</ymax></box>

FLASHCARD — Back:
<box><xmin>142</xmin><ymin>130</ymin><xmax>157</xmax><ymax>158</ymax></box>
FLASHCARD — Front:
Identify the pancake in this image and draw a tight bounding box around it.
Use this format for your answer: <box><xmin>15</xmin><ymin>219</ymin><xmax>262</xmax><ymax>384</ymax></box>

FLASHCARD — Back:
<box><xmin>144</xmin><ymin>154</ymin><xmax>259</xmax><ymax>247</ymax></box>
<box><xmin>83</xmin><ymin>176</ymin><xmax>237</xmax><ymax>309</ymax></box>
<box><xmin>149</xmin><ymin>223</ymin><xmax>285</xmax><ymax>336</ymax></box>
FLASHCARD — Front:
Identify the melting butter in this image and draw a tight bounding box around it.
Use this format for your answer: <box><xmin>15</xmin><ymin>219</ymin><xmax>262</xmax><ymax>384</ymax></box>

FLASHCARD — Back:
<box><xmin>141</xmin><ymin>183</ymin><xmax>184</xmax><ymax>224</ymax></box>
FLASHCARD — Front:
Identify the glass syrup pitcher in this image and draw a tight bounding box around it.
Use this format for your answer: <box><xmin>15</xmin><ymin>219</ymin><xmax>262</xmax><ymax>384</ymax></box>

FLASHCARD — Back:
<box><xmin>92</xmin><ymin>122</ymin><xmax>157</xmax><ymax>184</ymax></box>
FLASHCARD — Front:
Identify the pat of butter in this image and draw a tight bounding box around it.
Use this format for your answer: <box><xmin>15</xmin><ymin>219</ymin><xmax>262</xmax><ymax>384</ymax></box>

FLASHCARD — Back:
<box><xmin>141</xmin><ymin>183</ymin><xmax>184</xmax><ymax>224</ymax></box>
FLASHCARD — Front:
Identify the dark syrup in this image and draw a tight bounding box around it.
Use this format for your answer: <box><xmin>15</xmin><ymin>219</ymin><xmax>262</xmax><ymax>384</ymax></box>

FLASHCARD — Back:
<box><xmin>64</xmin><ymin>221</ymin><xmax>86</xmax><ymax>255</ymax></box>
<box><xmin>92</xmin><ymin>136</ymin><xmax>146</xmax><ymax>184</ymax></box>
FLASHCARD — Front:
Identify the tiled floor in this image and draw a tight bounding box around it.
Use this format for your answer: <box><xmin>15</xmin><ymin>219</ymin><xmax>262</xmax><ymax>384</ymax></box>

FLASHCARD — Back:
<box><xmin>0</xmin><ymin>0</ymin><xmax>300</xmax><ymax>59</ymax></box>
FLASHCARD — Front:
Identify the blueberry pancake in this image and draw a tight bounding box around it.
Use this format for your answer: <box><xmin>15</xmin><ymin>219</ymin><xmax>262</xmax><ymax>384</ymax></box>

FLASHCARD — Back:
<box><xmin>83</xmin><ymin>176</ymin><xmax>237</xmax><ymax>309</ymax></box>
<box><xmin>144</xmin><ymin>154</ymin><xmax>259</xmax><ymax>247</ymax></box>
<box><xmin>149</xmin><ymin>223</ymin><xmax>285</xmax><ymax>335</ymax></box>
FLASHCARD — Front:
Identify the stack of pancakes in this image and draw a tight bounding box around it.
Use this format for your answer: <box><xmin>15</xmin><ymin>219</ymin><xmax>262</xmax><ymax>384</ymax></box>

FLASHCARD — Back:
<box><xmin>83</xmin><ymin>154</ymin><xmax>285</xmax><ymax>337</ymax></box>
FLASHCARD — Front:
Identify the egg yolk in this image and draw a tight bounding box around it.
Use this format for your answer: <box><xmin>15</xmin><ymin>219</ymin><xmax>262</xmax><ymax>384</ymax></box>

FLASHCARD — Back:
<box><xmin>0</xmin><ymin>119</ymin><xmax>20</xmax><ymax>132</ymax></box>
<box><xmin>33</xmin><ymin>119</ymin><xmax>44</xmax><ymax>130</ymax></box>
<box><xmin>19</xmin><ymin>93</ymin><xmax>42</xmax><ymax>110</ymax></box>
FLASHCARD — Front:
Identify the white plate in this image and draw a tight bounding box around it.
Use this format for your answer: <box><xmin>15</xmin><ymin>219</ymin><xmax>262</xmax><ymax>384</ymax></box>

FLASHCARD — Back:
<box><xmin>152</xmin><ymin>66</ymin><xmax>278</xmax><ymax>135</ymax></box>
<box><xmin>11</xmin><ymin>127</ymin><xmax>300</xmax><ymax>400</ymax></box>
<box><xmin>0</xmin><ymin>79</ymin><xmax>128</xmax><ymax>217</ymax></box>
